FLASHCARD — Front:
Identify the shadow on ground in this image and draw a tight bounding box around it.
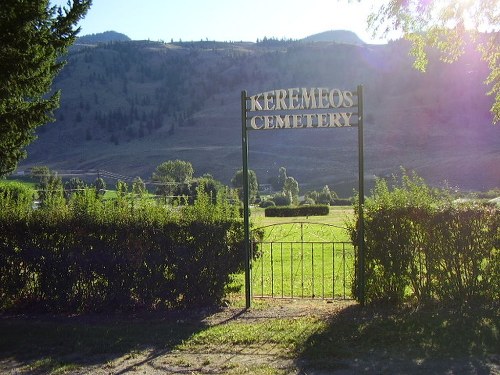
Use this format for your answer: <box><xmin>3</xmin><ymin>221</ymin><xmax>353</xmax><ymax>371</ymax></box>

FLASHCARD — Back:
<box><xmin>0</xmin><ymin>308</ymin><xmax>223</xmax><ymax>374</ymax></box>
<box><xmin>296</xmin><ymin>304</ymin><xmax>500</xmax><ymax>374</ymax></box>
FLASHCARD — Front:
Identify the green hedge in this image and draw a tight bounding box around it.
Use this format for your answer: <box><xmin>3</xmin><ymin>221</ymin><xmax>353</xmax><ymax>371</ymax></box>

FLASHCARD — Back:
<box><xmin>349</xmin><ymin>172</ymin><xmax>499</xmax><ymax>307</ymax></box>
<box><xmin>265</xmin><ymin>205</ymin><xmax>329</xmax><ymax>217</ymax></box>
<box><xmin>0</xmin><ymin>187</ymin><xmax>244</xmax><ymax>312</ymax></box>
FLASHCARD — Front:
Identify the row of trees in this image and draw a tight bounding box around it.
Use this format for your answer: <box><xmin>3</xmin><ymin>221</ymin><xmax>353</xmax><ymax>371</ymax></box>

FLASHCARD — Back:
<box><xmin>151</xmin><ymin>160</ymin><xmax>225</xmax><ymax>204</ymax></box>
<box><xmin>27</xmin><ymin>161</ymin><xmax>231</xmax><ymax>208</ymax></box>
<box><xmin>231</xmin><ymin>166</ymin><xmax>344</xmax><ymax>207</ymax></box>
<box><xmin>26</xmin><ymin>162</ymin><xmax>346</xmax><ymax>209</ymax></box>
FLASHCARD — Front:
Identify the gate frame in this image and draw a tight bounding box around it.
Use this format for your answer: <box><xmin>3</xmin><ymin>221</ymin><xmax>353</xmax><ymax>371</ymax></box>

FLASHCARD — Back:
<box><xmin>250</xmin><ymin>221</ymin><xmax>355</xmax><ymax>300</ymax></box>
<box><xmin>241</xmin><ymin>86</ymin><xmax>365</xmax><ymax>308</ymax></box>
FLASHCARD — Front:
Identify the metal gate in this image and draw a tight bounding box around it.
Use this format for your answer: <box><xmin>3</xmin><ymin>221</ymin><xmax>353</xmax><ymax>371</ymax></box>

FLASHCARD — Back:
<box><xmin>251</xmin><ymin>222</ymin><xmax>355</xmax><ymax>300</ymax></box>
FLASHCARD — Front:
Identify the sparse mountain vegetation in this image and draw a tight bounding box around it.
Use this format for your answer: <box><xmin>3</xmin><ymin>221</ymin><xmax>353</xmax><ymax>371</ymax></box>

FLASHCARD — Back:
<box><xmin>18</xmin><ymin>32</ymin><xmax>499</xmax><ymax>195</ymax></box>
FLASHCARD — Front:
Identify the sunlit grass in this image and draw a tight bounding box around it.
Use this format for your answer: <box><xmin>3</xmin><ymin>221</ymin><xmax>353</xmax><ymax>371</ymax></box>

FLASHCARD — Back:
<box><xmin>180</xmin><ymin>316</ymin><xmax>327</xmax><ymax>354</ymax></box>
<box><xmin>252</xmin><ymin>241</ymin><xmax>355</xmax><ymax>299</ymax></box>
<box><xmin>244</xmin><ymin>207</ymin><xmax>355</xmax><ymax>299</ymax></box>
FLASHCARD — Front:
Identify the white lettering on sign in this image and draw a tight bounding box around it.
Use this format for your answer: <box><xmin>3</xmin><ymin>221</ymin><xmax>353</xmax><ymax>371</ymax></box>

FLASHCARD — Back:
<box><xmin>247</xmin><ymin>88</ymin><xmax>356</xmax><ymax>130</ymax></box>
<box><xmin>249</xmin><ymin>112</ymin><xmax>353</xmax><ymax>130</ymax></box>
<box><xmin>249</xmin><ymin>87</ymin><xmax>354</xmax><ymax>112</ymax></box>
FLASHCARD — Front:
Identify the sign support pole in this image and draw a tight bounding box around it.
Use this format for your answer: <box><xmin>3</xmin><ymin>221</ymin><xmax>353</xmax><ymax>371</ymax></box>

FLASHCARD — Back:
<box><xmin>357</xmin><ymin>84</ymin><xmax>365</xmax><ymax>306</ymax></box>
<box><xmin>241</xmin><ymin>90</ymin><xmax>251</xmax><ymax>309</ymax></box>
<box><xmin>241</xmin><ymin>86</ymin><xmax>365</xmax><ymax>308</ymax></box>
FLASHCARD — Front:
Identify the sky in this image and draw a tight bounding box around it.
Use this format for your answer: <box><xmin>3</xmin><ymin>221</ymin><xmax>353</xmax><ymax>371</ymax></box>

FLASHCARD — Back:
<box><xmin>50</xmin><ymin>0</ymin><xmax>393</xmax><ymax>44</ymax></box>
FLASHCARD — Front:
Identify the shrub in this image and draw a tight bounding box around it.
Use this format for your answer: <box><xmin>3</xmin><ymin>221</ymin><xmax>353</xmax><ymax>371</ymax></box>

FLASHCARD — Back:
<box><xmin>348</xmin><ymin>170</ymin><xmax>498</xmax><ymax>307</ymax></box>
<box><xmin>259</xmin><ymin>200</ymin><xmax>275</xmax><ymax>208</ymax></box>
<box><xmin>0</xmin><ymin>181</ymin><xmax>35</xmax><ymax>218</ymax></box>
<box><xmin>271</xmin><ymin>193</ymin><xmax>291</xmax><ymax>206</ymax></box>
<box><xmin>265</xmin><ymin>205</ymin><xmax>329</xmax><ymax>217</ymax></box>
<box><xmin>0</xmin><ymin>187</ymin><xmax>244</xmax><ymax>312</ymax></box>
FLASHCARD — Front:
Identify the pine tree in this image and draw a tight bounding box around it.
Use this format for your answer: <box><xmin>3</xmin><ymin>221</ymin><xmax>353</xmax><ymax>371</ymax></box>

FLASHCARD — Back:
<box><xmin>0</xmin><ymin>0</ymin><xmax>91</xmax><ymax>176</ymax></box>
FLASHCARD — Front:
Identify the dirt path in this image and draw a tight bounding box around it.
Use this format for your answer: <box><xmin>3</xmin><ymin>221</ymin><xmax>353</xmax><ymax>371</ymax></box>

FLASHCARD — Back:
<box><xmin>1</xmin><ymin>299</ymin><xmax>498</xmax><ymax>374</ymax></box>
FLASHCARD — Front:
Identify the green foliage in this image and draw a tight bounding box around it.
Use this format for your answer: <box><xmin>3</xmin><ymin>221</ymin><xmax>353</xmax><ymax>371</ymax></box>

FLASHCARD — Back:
<box><xmin>305</xmin><ymin>185</ymin><xmax>339</xmax><ymax>205</ymax></box>
<box><xmin>93</xmin><ymin>176</ymin><xmax>106</xmax><ymax>196</ymax></box>
<box><xmin>265</xmin><ymin>205</ymin><xmax>329</xmax><ymax>217</ymax></box>
<box><xmin>0</xmin><ymin>0</ymin><xmax>92</xmax><ymax>176</ymax></box>
<box><xmin>64</xmin><ymin>177</ymin><xmax>86</xmax><ymax>199</ymax></box>
<box><xmin>283</xmin><ymin>176</ymin><xmax>299</xmax><ymax>205</ymax></box>
<box><xmin>259</xmin><ymin>200</ymin><xmax>276</xmax><ymax>208</ymax></box>
<box><xmin>0</xmin><ymin>185</ymin><xmax>244</xmax><ymax>312</ymax></box>
<box><xmin>300</xmin><ymin>197</ymin><xmax>315</xmax><ymax>206</ymax></box>
<box><xmin>153</xmin><ymin>159</ymin><xmax>194</xmax><ymax>183</ymax></box>
<box><xmin>31</xmin><ymin>166</ymin><xmax>65</xmax><ymax>209</ymax></box>
<box><xmin>348</xmin><ymin>170</ymin><xmax>499</xmax><ymax>306</ymax></box>
<box><xmin>369</xmin><ymin>0</ymin><xmax>499</xmax><ymax>123</ymax></box>
<box><xmin>270</xmin><ymin>192</ymin><xmax>291</xmax><ymax>206</ymax></box>
<box><xmin>152</xmin><ymin>159</ymin><xmax>194</xmax><ymax>198</ymax></box>
<box><xmin>268</xmin><ymin>166</ymin><xmax>288</xmax><ymax>191</ymax></box>
<box><xmin>231</xmin><ymin>169</ymin><xmax>259</xmax><ymax>203</ymax></box>
<box><xmin>132</xmin><ymin>176</ymin><xmax>146</xmax><ymax>197</ymax></box>
<box><xmin>0</xmin><ymin>180</ymin><xmax>35</xmax><ymax>218</ymax></box>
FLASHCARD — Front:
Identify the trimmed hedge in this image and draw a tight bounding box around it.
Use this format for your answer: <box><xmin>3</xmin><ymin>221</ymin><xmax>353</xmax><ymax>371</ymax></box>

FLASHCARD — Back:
<box><xmin>0</xmin><ymin>187</ymin><xmax>244</xmax><ymax>312</ymax></box>
<box><xmin>265</xmin><ymin>205</ymin><xmax>329</xmax><ymax>217</ymax></box>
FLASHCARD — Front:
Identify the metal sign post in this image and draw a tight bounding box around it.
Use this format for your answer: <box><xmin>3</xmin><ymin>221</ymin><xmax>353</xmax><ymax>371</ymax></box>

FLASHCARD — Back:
<box><xmin>356</xmin><ymin>84</ymin><xmax>365</xmax><ymax>306</ymax></box>
<box><xmin>241</xmin><ymin>90</ymin><xmax>252</xmax><ymax>309</ymax></box>
<box><xmin>241</xmin><ymin>87</ymin><xmax>365</xmax><ymax>308</ymax></box>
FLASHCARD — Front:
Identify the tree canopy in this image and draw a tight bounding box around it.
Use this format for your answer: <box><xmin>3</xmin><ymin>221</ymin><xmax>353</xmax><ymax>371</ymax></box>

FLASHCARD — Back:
<box><xmin>0</xmin><ymin>0</ymin><xmax>92</xmax><ymax>176</ymax></box>
<box><xmin>368</xmin><ymin>0</ymin><xmax>499</xmax><ymax>123</ymax></box>
<box><xmin>231</xmin><ymin>169</ymin><xmax>259</xmax><ymax>203</ymax></box>
<box><xmin>283</xmin><ymin>176</ymin><xmax>299</xmax><ymax>205</ymax></box>
<box><xmin>152</xmin><ymin>160</ymin><xmax>194</xmax><ymax>185</ymax></box>
<box><xmin>152</xmin><ymin>160</ymin><xmax>194</xmax><ymax>198</ymax></box>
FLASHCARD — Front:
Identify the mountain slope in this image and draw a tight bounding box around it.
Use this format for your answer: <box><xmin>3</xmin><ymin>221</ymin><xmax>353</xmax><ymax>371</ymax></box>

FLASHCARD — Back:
<box><xmin>302</xmin><ymin>30</ymin><xmax>365</xmax><ymax>44</ymax></box>
<box><xmin>77</xmin><ymin>31</ymin><xmax>131</xmax><ymax>44</ymax></box>
<box><xmin>19</xmin><ymin>36</ymin><xmax>499</xmax><ymax>194</ymax></box>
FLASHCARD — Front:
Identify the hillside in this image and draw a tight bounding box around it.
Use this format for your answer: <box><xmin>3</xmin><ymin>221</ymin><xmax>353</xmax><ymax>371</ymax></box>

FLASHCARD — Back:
<box><xmin>76</xmin><ymin>30</ymin><xmax>131</xmax><ymax>44</ymax></box>
<box><xmin>19</xmin><ymin>33</ymin><xmax>499</xmax><ymax>195</ymax></box>
<box><xmin>302</xmin><ymin>30</ymin><xmax>365</xmax><ymax>44</ymax></box>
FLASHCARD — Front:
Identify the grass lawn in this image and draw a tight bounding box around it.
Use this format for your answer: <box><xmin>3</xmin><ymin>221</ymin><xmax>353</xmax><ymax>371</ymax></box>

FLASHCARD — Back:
<box><xmin>247</xmin><ymin>207</ymin><xmax>355</xmax><ymax>300</ymax></box>
<box><xmin>0</xmin><ymin>300</ymin><xmax>498</xmax><ymax>374</ymax></box>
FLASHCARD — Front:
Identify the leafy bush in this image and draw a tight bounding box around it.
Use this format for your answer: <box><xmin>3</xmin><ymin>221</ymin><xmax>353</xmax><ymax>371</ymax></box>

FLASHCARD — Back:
<box><xmin>265</xmin><ymin>205</ymin><xmax>329</xmax><ymax>217</ymax></box>
<box><xmin>259</xmin><ymin>200</ymin><xmax>275</xmax><ymax>208</ymax></box>
<box><xmin>0</xmin><ymin>187</ymin><xmax>244</xmax><ymax>312</ymax></box>
<box><xmin>300</xmin><ymin>197</ymin><xmax>315</xmax><ymax>206</ymax></box>
<box><xmin>271</xmin><ymin>193</ymin><xmax>291</xmax><ymax>206</ymax></box>
<box><xmin>348</xmin><ymin>170</ymin><xmax>499</xmax><ymax>307</ymax></box>
<box><xmin>0</xmin><ymin>181</ymin><xmax>35</xmax><ymax>217</ymax></box>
